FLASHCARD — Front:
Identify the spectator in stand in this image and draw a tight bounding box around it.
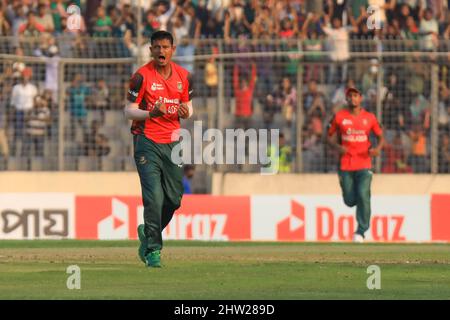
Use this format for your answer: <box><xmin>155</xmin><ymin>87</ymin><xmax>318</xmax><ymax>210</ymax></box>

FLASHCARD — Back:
<box><xmin>40</xmin><ymin>41</ymin><xmax>60</xmax><ymax>103</ymax></box>
<box><xmin>0</xmin><ymin>109</ymin><xmax>7</xmax><ymax>158</ymax></box>
<box><xmin>382</xmin><ymin>132</ymin><xmax>413</xmax><ymax>173</ymax></box>
<box><xmin>204</xmin><ymin>47</ymin><xmax>218</xmax><ymax>97</ymax></box>
<box><xmin>251</xmin><ymin>5</ymin><xmax>275</xmax><ymax>38</ymax></box>
<box><xmin>361</xmin><ymin>59</ymin><xmax>379</xmax><ymax>93</ymax></box>
<box><xmin>83</xmin><ymin>120</ymin><xmax>110</xmax><ymax>157</ymax></box>
<box><xmin>119</xmin><ymin>3</ymin><xmax>136</xmax><ymax>37</ymax></box>
<box><xmin>277</xmin><ymin>16</ymin><xmax>297</xmax><ymax>39</ymax></box>
<box><xmin>6</xmin><ymin>1</ymin><xmax>27</xmax><ymax>37</ymax></box>
<box><xmin>23</xmin><ymin>95</ymin><xmax>51</xmax><ymax>157</ymax></box>
<box><xmin>382</xmin><ymin>73</ymin><xmax>411</xmax><ymax>143</ymax></box>
<box><xmin>196</xmin><ymin>1</ymin><xmax>222</xmax><ymax>38</ymax></box>
<box><xmin>302</xmin><ymin>122</ymin><xmax>324</xmax><ymax>172</ymax></box>
<box><xmin>0</xmin><ymin>64</ymin><xmax>14</xmax><ymax>158</ymax></box>
<box><xmin>109</xmin><ymin>6</ymin><xmax>124</xmax><ymax>37</ymax></box>
<box><xmin>320</xmin><ymin>14</ymin><xmax>358</xmax><ymax>84</ymax></box>
<box><xmin>409</xmin><ymin>93</ymin><xmax>430</xmax><ymax>130</ymax></box>
<box><xmin>368</xmin><ymin>0</ymin><xmax>397</xmax><ymax>28</ymax></box>
<box><xmin>0</xmin><ymin>6</ymin><xmax>11</xmax><ymax>35</ymax></box>
<box><xmin>401</xmin><ymin>16</ymin><xmax>420</xmax><ymax>51</ymax></box>
<box><xmin>419</xmin><ymin>8</ymin><xmax>439</xmax><ymax>51</ymax></box>
<box><xmin>35</xmin><ymin>3</ymin><xmax>55</xmax><ymax>34</ymax></box>
<box><xmin>11</xmin><ymin>46</ymin><xmax>26</xmax><ymax>85</ymax></box>
<box><xmin>303</xmin><ymin>80</ymin><xmax>327</xmax><ymax>137</ymax></box>
<box><xmin>10</xmin><ymin>67</ymin><xmax>38</xmax><ymax>156</ymax></box>
<box><xmin>91</xmin><ymin>79</ymin><xmax>110</xmax><ymax>125</ymax></box>
<box><xmin>303</xmin><ymin>80</ymin><xmax>327</xmax><ymax>123</ymax></box>
<box><xmin>155</xmin><ymin>0</ymin><xmax>176</xmax><ymax>31</ymax></box>
<box><xmin>168</xmin><ymin>3</ymin><xmax>198</xmax><ymax>70</ymax></box>
<box><xmin>331</xmin><ymin>78</ymin><xmax>356</xmax><ymax>113</ymax></box>
<box><xmin>277</xmin><ymin>76</ymin><xmax>297</xmax><ymax>127</ymax></box>
<box><xmin>438</xmin><ymin>132</ymin><xmax>450</xmax><ymax>173</ymax></box>
<box><xmin>233</xmin><ymin>63</ymin><xmax>256</xmax><ymax>130</ymax></box>
<box><xmin>327</xmin><ymin>0</ymin><xmax>350</xmax><ymax>22</ymax></box>
<box><xmin>67</xmin><ymin>73</ymin><xmax>90</xmax><ymax>140</ymax></box>
<box><xmin>50</xmin><ymin>0</ymin><xmax>68</xmax><ymax>34</ymax></box>
<box><xmin>302</xmin><ymin>13</ymin><xmax>325</xmax><ymax>82</ymax></box>
<box><xmin>19</xmin><ymin>11</ymin><xmax>45</xmax><ymax>36</ymax></box>
<box><xmin>268</xmin><ymin>132</ymin><xmax>293</xmax><ymax>173</ymax></box>
<box><xmin>284</xmin><ymin>41</ymin><xmax>302</xmax><ymax>83</ymax></box>
<box><xmin>438</xmin><ymin>80</ymin><xmax>450</xmax><ymax>133</ymax></box>
<box><xmin>224</xmin><ymin>0</ymin><xmax>251</xmax><ymax>39</ymax></box>
<box><xmin>182</xmin><ymin>164</ymin><xmax>195</xmax><ymax>194</ymax></box>
<box><xmin>397</xmin><ymin>3</ymin><xmax>414</xmax><ymax>31</ymax></box>
<box><xmin>142</xmin><ymin>9</ymin><xmax>160</xmax><ymax>38</ymax></box>
<box><xmin>385</xmin><ymin>20</ymin><xmax>402</xmax><ymax>38</ymax></box>
<box><xmin>408</xmin><ymin>122</ymin><xmax>429</xmax><ymax>172</ymax></box>
<box><xmin>63</xmin><ymin>4</ymin><xmax>87</xmax><ymax>35</ymax></box>
<box><xmin>262</xmin><ymin>88</ymin><xmax>280</xmax><ymax>129</ymax></box>
<box><xmin>168</xmin><ymin>5</ymin><xmax>189</xmax><ymax>43</ymax></box>
<box><xmin>349</xmin><ymin>0</ymin><xmax>369</xmax><ymax>22</ymax></box>
<box><xmin>91</xmin><ymin>6</ymin><xmax>112</xmax><ymax>37</ymax></box>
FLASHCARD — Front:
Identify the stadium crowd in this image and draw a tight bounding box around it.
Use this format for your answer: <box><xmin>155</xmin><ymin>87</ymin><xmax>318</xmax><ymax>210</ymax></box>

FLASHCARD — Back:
<box><xmin>0</xmin><ymin>1</ymin><xmax>450</xmax><ymax>41</ymax></box>
<box><xmin>0</xmin><ymin>0</ymin><xmax>450</xmax><ymax>174</ymax></box>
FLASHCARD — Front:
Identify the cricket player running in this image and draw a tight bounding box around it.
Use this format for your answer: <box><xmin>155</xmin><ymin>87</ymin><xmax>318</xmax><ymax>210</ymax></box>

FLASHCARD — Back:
<box><xmin>124</xmin><ymin>31</ymin><xmax>193</xmax><ymax>267</ymax></box>
<box><xmin>327</xmin><ymin>87</ymin><xmax>384</xmax><ymax>242</ymax></box>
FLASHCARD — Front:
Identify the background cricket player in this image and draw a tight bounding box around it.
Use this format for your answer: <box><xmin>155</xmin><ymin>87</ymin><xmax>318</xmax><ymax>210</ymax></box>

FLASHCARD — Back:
<box><xmin>124</xmin><ymin>30</ymin><xmax>193</xmax><ymax>267</ymax></box>
<box><xmin>327</xmin><ymin>87</ymin><xmax>384</xmax><ymax>242</ymax></box>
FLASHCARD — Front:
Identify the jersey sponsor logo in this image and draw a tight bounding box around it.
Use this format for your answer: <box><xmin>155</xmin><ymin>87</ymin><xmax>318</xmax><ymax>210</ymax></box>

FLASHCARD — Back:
<box><xmin>342</xmin><ymin>119</ymin><xmax>353</xmax><ymax>125</ymax></box>
<box><xmin>276</xmin><ymin>201</ymin><xmax>305</xmax><ymax>241</ymax></box>
<box><xmin>164</xmin><ymin>213</ymin><xmax>229</xmax><ymax>241</ymax></box>
<box><xmin>75</xmin><ymin>196</ymin><xmax>142</xmax><ymax>240</ymax></box>
<box><xmin>251</xmin><ymin>195</ymin><xmax>431</xmax><ymax>242</ymax></box>
<box><xmin>97</xmin><ymin>198</ymin><xmax>129</xmax><ymax>240</ymax></box>
<box><xmin>162</xmin><ymin>97</ymin><xmax>180</xmax><ymax>104</ymax></box>
<box><xmin>1</xmin><ymin>209</ymin><xmax>71</xmax><ymax>238</ymax></box>
<box><xmin>163</xmin><ymin>196</ymin><xmax>251</xmax><ymax>241</ymax></box>
<box><xmin>346</xmin><ymin>129</ymin><xmax>366</xmax><ymax>135</ymax></box>
<box><xmin>0</xmin><ymin>193</ymin><xmax>75</xmax><ymax>239</ymax></box>
<box><xmin>343</xmin><ymin>128</ymin><xmax>368</xmax><ymax>142</ymax></box>
<box><xmin>342</xmin><ymin>135</ymin><xmax>368</xmax><ymax>142</ymax></box>
<box><xmin>151</xmin><ymin>82</ymin><xmax>165</xmax><ymax>91</ymax></box>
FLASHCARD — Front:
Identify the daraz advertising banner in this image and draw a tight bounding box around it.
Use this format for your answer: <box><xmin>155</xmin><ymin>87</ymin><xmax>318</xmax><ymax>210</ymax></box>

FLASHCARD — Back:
<box><xmin>0</xmin><ymin>194</ymin><xmax>449</xmax><ymax>242</ymax></box>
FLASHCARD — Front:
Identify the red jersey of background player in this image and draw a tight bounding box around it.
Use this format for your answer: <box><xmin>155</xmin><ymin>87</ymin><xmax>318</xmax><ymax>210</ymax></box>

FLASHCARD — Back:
<box><xmin>327</xmin><ymin>108</ymin><xmax>383</xmax><ymax>171</ymax></box>
<box><xmin>127</xmin><ymin>60</ymin><xmax>193</xmax><ymax>143</ymax></box>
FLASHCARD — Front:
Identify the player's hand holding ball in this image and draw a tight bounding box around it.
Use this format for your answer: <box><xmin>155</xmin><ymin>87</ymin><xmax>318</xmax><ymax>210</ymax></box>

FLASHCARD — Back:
<box><xmin>178</xmin><ymin>102</ymin><xmax>190</xmax><ymax>119</ymax></box>
<box><xmin>149</xmin><ymin>100</ymin><xmax>167</xmax><ymax>118</ymax></box>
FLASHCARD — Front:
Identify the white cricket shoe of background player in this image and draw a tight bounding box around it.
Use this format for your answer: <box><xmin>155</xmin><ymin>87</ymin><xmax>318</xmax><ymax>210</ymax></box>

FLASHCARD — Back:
<box><xmin>352</xmin><ymin>233</ymin><xmax>364</xmax><ymax>243</ymax></box>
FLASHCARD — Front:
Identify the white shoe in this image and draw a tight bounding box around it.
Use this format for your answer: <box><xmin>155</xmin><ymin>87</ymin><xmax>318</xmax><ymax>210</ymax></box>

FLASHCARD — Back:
<box><xmin>352</xmin><ymin>233</ymin><xmax>364</xmax><ymax>243</ymax></box>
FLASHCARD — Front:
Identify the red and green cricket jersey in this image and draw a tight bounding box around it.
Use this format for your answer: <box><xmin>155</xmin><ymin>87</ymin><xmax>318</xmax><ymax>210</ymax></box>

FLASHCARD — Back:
<box><xmin>127</xmin><ymin>61</ymin><xmax>193</xmax><ymax>143</ymax></box>
<box><xmin>327</xmin><ymin>108</ymin><xmax>383</xmax><ymax>171</ymax></box>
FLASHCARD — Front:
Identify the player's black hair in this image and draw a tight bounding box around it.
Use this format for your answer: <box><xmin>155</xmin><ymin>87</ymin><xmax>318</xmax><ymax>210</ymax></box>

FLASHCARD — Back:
<box><xmin>150</xmin><ymin>30</ymin><xmax>174</xmax><ymax>45</ymax></box>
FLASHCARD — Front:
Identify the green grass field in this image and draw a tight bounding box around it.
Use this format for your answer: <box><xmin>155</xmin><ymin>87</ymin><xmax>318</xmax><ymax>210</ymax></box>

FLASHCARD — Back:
<box><xmin>0</xmin><ymin>240</ymin><xmax>449</xmax><ymax>300</ymax></box>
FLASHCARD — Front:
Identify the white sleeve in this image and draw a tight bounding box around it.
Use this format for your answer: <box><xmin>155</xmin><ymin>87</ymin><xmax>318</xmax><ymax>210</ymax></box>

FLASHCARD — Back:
<box><xmin>124</xmin><ymin>102</ymin><xmax>150</xmax><ymax>121</ymax></box>
<box><xmin>10</xmin><ymin>85</ymin><xmax>18</xmax><ymax>107</ymax></box>
<box><xmin>187</xmin><ymin>100</ymin><xmax>193</xmax><ymax>118</ymax></box>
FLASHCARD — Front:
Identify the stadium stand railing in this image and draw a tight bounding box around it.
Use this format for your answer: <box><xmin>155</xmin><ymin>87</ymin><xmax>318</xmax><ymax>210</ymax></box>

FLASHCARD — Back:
<box><xmin>1</xmin><ymin>37</ymin><xmax>449</xmax><ymax>192</ymax></box>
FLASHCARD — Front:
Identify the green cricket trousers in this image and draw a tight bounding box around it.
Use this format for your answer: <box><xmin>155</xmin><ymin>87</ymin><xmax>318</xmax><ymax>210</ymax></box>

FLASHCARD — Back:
<box><xmin>133</xmin><ymin>135</ymin><xmax>184</xmax><ymax>253</ymax></box>
<box><xmin>338</xmin><ymin>169</ymin><xmax>373</xmax><ymax>237</ymax></box>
